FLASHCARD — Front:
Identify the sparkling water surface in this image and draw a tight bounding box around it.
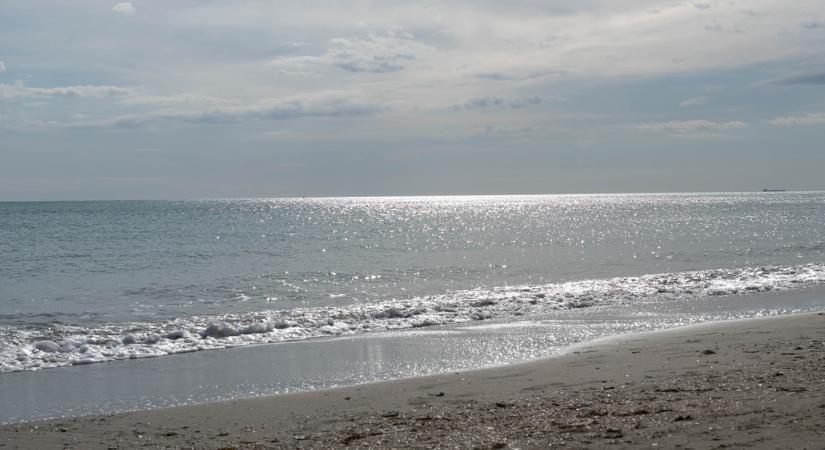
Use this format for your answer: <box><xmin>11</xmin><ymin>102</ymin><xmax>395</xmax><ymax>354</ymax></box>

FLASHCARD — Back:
<box><xmin>3</xmin><ymin>192</ymin><xmax>823</xmax><ymax>326</ymax></box>
<box><xmin>2</xmin><ymin>192</ymin><xmax>825</xmax><ymax>422</ymax></box>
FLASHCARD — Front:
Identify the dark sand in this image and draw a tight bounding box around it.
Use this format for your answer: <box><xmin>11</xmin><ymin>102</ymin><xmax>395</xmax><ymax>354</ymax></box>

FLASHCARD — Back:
<box><xmin>2</xmin><ymin>312</ymin><xmax>825</xmax><ymax>449</ymax></box>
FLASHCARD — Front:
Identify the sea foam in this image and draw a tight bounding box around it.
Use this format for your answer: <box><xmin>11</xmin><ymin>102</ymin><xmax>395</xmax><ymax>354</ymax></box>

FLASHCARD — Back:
<box><xmin>1</xmin><ymin>262</ymin><xmax>823</xmax><ymax>373</ymax></box>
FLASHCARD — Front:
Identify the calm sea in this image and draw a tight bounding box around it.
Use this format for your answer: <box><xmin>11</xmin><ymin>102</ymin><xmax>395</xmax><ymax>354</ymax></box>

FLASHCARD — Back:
<box><xmin>1</xmin><ymin>192</ymin><xmax>824</xmax><ymax>374</ymax></box>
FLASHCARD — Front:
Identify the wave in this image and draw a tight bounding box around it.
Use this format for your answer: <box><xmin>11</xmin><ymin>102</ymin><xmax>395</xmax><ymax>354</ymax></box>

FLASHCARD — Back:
<box><xmin>1</xmin><ymin>262</ymin><xmax>824</xmax><ymax>373</ymax></box>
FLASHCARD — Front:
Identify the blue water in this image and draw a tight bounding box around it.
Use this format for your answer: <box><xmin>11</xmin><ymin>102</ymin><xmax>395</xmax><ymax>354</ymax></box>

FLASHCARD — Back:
<box><xmin>1</xmin><ymin>192</ymin><xmax>824</xmax><ymax>373</ymax></box>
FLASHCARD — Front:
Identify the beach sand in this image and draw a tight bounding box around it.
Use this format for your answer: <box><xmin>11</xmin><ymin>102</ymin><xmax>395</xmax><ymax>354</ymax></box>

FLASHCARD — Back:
<box><xmin>2</xmin><ymin>312</ymin><xmax>825</xmax><ymax>449</ymax></box>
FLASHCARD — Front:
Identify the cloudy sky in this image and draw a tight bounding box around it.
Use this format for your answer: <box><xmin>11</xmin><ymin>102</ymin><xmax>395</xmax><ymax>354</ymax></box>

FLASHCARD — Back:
<box><xmin>1</xmin><ymin>0</ymin><xmax>824</xmax><ymax>199</ymax></box>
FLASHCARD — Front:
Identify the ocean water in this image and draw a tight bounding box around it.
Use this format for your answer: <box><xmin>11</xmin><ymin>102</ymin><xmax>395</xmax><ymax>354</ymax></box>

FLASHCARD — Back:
<box><xmin>1</xmin><ymin>192</ymin><xmax>825</xmax><ymax>376</ymax></box>
<box><xmin>1</xmin><ymin>192</ymin><xmax>825</xmax><ymax>422</ymax></box>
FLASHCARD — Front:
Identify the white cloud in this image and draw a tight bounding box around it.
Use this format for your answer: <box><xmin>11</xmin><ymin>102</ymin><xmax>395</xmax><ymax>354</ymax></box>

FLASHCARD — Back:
<box><xmin>801</xmin><ymin>22</ymin><xmax>825</xmax><ymax>30</ymax></box>
<box><xmin>679</xmin><ymin>96</ymin><xmax>709</xmax><ymax>107</ymax></box>
<box><xmin>474</xmin><ymin>70</ymin><xmax>565</xmax><ymax>82</ymax></box>
<box><xmin>112</xmin><ymin>2</ymin><xmax>136</xmax><ymax>15</ymax></box>
<box><xmin>116</xmin><ymin>0</ymin><xmax>825</xmax><ymax>90</ymax></box>
<box><xmin>769</xmin><ymin>113</ymin><xmax>825</xmax><ymax>127</ymax></box>
<box><xmin>451</xmin><ymin>95</ymin><xmax>550</xmax><ymax>111</ymax></box>
<box><xmin>0</xmin><ymin>80</ymin><xmax>382</xmax><ymax>130</ymax></box>
<box><xmin>638</xmin><ymin>119</ymin><xmax>747</xmax><ymax>134</ymax></box>
<box><xmin>0</xmin><ymin>81</ymin><xmax>135</xmax><ymax>100</ymax></box>
<box><xmin>269</xmin><ymin>30</ymin><xmax>430</xmax><ymax>75</ymax></box>
<box><xmin>483</xmin><ymin>124</ymin><xmax>539</xmax><ymax>137</ymax></box>
<box><xmin>765</xmin><ymin>72</ymin><xmax>825</xmax><ymax>85</ymax></box>
<box><xmin>76</xmin><ymin>91</ymin><xmax>382</xmax><ymax>128</ymax></box>
<box><xmin>4</xmin><ymin>0</ymin><xmax>825</xmax><ymax>138</ymax></box>
<box><xmin>119</xmin><ymin>93</ymin><xmax>233</xmax><ymax>107</ymax></box>
<box><xmin>0</xmin><ymin>61</ymin><xmax>6</xmax><ymax>73</ymax></box>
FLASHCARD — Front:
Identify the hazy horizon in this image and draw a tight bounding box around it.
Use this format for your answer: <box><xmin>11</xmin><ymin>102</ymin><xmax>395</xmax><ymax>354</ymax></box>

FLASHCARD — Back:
<box><xmin>2</xmin><ymin>189</ymin><xmax>820</xmax><ymax>203</ymax></box>
<box><xmin>2</xmin><ymin>1</ymin><xmax>824</xmax><ymax>200</ymax></box>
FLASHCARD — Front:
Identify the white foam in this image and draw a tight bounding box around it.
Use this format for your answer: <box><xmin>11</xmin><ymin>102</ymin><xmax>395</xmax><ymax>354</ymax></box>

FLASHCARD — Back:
<box><xmin>200</xmin><ymin>321</ymin><xmax>239</xmax><ymax>338</ymax></box>
<box><xmin>1</xmin><ymin>262</ymin><xmax>824</xmax><ymax>373</ymax></box>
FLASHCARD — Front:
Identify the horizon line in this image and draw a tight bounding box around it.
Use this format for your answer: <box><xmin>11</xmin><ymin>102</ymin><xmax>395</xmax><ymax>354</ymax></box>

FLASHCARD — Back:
<box><xmin>0</xmin><ymin>189</ymin><xmax>820</xmax><ymax>203</ymax></box>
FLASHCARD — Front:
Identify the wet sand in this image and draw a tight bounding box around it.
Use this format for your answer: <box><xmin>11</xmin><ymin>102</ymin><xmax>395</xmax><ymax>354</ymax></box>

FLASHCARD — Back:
<box><xmin>2</xmin><ymin>312</ymin><xmax>825</xmax><ymax>449</ymax></box>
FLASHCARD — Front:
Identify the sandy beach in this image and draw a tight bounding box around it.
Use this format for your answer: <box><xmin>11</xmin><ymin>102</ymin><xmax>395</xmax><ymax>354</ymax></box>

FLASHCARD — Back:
<box><xmin>2</xmin><ymin>312</ymin><xmax>824</xmax><ymax>449</ymax></box>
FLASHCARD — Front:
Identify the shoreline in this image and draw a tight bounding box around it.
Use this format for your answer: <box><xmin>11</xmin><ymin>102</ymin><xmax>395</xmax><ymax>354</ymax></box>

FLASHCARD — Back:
<box><xmin>3</xmin><ymin>311</ymin><xmax>825</xmax><ymax>448</ymax></box>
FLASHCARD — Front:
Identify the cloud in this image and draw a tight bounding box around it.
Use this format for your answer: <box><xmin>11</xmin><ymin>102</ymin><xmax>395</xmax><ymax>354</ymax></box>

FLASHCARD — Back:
<box><xmin>769</xmin><ymin>113</ymin><xmax>825</xmax><ymax>127</ymax></box>
<box><xmin>483</xmin><ymin>124</ymin><xmax>538</xmax><ymax>136</ymax></box>
<box><xmin>638</xmin><ymin>119</ymin><xmax>747</xmax><ymax>134</ymax></box>
<box><xmin>120</xmin><ymin>93</ymin><xmax>232</xmax><ymax>106</ymax></box>
<box><xmin>475</xmin><ymin>70</ymin><xmax>564</xmax><ymax>82</ymax></box>
<box><xmin>112</xmin><ymin>2</ymin><xmax>136</xmax><ymax>15</ymax></box>
<box><xmin>79</xmin><ymin>0</ymin><xmax>825</xmax><ymax>89</ymax></box>
<box><xmin>0</xmin><ymin>80</ymin><xmax>381</xmax><ymax>129</ymax></box>
<box><xmin>704</xmin><ymin>20</ymin><xmax>723</xmax><ymax>32</ymax></box>
<box><xmin>269</xmin><ymin>30</ymin><xmax>428</xmax><ymax>75</ymax></box>
<box><xmin>766</xmin><ymin>72</ymin><xmax>825</xmax><ymax>85</ymax></box>
<box><xmin>80</xmin><ymin>91</ymin><xmax>382</xmax><ymax>128</ymax></box>
<box><xmin>802</xmin><ymin>22</ymin><xmax>824</xmax><ymax>30</ymax></box>
<box><xmin>0</xmin><ymin>61</ymin><xmax>5</xmax><ymax>73</ymax></box>
<box><xmin>451</xmin><ymin>95</ymin><xmax>548</xmax><ymax>111</ymax></box>
<box><xmin>0</xmin><ymin>81</ymin><xmax>135</xmax><ymax>99</ymax></box>
<box><xmin>679</xmin><ymin>96</ymin><xmax>709</xmax><ymax>107</ymax></box>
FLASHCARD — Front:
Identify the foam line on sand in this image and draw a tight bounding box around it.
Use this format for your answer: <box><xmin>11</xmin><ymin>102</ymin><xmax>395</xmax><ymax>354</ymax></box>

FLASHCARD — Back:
<box><xmin>2</xmin><ymin>312</ymin><xmax>825</xmax><ymax>448</ymax></box>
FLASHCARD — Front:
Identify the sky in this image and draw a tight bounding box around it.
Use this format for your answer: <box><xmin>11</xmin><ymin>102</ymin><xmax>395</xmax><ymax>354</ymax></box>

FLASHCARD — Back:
<box><xmin>1</xmin><ymin>0</ymin><xmax>824</xmax><ymax>200</ymax></box>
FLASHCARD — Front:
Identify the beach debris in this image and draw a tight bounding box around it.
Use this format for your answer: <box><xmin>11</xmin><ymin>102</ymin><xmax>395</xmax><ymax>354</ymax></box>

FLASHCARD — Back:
<box><xmin>674</xmin><ymin>415</ymin><xmax>693</xmax><ymax>422</ymax></box>
<box><xmin>778</xmin><ymin>386</ymin><xmax>807</xmax><ymax>392</ymax></box>
<box><xmin>604</xmin><ymin>427</ymin><xmax>623</xmax><ymax>438</ymax></box>
<box><xmin>341</xmin><ymin>431</ymin><xmax>365</xmax><ymax>444</ymax></box>
<box><xmin>701</xmin><ymin>349</ymin><xmax>717</xmax><ymax>355</ymax></box>
<box><xmin>554</xmin><ymin>418</ymin><xmax>593</xmax><ymax>431</ymax></box>
<box><xmin>580</xmin><ymin>408</ymin><xmax>608</xmax><ymax>417</ymax></box>
<box><xmin>617</xmin><ymin>408</ymin><xmax>650</xmax><ymax>416</ymax></box>
<box><xmin>341</xmin><ymin>430</ymin><xmax>382</xmax><ymax>445</ymax></box>
<box><xmin>341</xmin><ymin>431</ymin><xmax>367</xmax><ymax>445</ymax></box>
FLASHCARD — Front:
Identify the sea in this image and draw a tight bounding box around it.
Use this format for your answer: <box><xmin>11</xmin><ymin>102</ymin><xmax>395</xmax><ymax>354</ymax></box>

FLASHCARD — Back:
<box><xmin>1</xmin><ymin>192</ymin><xmax>825</xmax><ymax>423</ymax></box>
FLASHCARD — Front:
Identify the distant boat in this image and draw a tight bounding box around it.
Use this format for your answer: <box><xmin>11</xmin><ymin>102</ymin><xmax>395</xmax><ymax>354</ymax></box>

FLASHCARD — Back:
<box><xmin>762</xmin><ymin>189</ymin><xmax>786</xmax><ymax>192</ymax></box>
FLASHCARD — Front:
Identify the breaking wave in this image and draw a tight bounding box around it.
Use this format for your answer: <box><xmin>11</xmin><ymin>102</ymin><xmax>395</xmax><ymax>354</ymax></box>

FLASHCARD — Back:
<box><xmin>1</xmin><ymin>262</ymin><xmax>824</xmax><ymax>373</ymax></box>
